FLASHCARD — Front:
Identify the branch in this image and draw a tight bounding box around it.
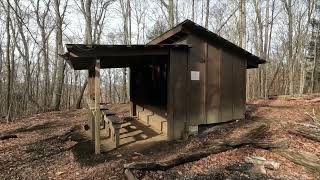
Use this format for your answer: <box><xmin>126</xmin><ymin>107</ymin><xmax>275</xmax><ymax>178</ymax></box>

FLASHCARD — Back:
<box><xmin>159</xmin><ymin>0</ymin><xmax>169</xmax><ymax>9</ymax></box>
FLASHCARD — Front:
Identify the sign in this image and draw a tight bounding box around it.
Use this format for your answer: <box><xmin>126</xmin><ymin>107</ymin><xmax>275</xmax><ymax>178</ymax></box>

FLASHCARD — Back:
<box><xmin>191</xmin><ymin>71</ymin><xmax>200</xmax><ymax>81</ymax></box>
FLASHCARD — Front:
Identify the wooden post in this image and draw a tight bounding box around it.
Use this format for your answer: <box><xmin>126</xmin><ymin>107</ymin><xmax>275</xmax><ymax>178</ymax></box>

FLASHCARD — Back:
<box><xmin>130</xmin><ymin>102</ymin><xmax>136</xmax><ymax>116</ymax></box>
<box><xmin>95</xmin><ymin>59</ymin><xmax>101</xmax><ymax>154</ymax></box>
<box><xmin>88</xmin><ymin>70</ymin><xmax>96</xmax><ymax>102</ymax></box>
<box><xmin>129</xmin><ymin>68</ymin><xmax>136</xmax><ymax>116</ymax></box>
<box><xmin>88</xmin><ymin>69</ymin><xmax>95</xmax><ymax>140</ymax></box>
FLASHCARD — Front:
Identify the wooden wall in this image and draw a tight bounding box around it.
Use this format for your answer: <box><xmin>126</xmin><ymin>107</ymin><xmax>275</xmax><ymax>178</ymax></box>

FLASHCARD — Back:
<box><xmin>184</xmin><ymin>34</ymin><xmax>247</xmax><ymax>125</ymax></box>
<box><xmin>213</xmin><ymin>50</ymin><xmax>246</xmax><ymax>122</ymax></box>
<box><xmin>186</xmin><ymin>35</ymin><xmax>207</xmax><ymax>126</ymax></box>
<box><xmin>167</xmin><ymin>48</ymin><xmax>189</xmax><ymax>140</ymax></box>
<box><xmin>206</xmin><ymin>44</ymin><xmax>221</xmax><ymax>124</ymax></box>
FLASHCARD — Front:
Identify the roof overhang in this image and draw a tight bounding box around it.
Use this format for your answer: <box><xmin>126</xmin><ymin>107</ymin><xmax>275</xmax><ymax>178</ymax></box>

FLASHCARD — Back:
<box><xmin>63</xmin><ymin>44</ymin><xmax>190</xmax><ymax>70</ymax></box>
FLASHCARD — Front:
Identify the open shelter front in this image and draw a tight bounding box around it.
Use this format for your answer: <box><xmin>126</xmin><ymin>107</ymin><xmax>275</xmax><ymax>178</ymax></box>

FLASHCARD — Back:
<box><xmin>64</xmin><ymin>44</ymin><xmax>190</xmax><ymax>154</ymax></box>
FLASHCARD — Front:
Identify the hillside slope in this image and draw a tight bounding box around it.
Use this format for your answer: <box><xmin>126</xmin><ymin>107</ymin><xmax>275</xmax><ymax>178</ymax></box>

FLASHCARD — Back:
<box><xmin>0</xmin><ymin>97</ymin><xmax>319</xmax><ymax>179</ymax></box>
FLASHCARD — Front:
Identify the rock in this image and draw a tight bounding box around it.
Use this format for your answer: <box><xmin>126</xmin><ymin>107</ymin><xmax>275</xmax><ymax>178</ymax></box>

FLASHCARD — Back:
<box><xmin>245</xmin><ymin>156</ymin><xmax>280</xmax><ymax>170</ymax></box>
<box><xmin>117</xmin><ymin>154</ymin><xmax>122</xmax><ymax>158</ymax></box>
<box><xmin>56</xmin><ymin>171</ymin><xmax>64</xmax><ymax>175</ymax></box>
<box><xmin>132</xmin><ymin>156</ymin><xmax>139</xmax><ymax>160</ymax></box>
<box><xmin>133</xmin><ymin>152</ymin><xmax>144</xmax><ymax>156</ymax></box>
<box><xmin>110</xmin><ymin>162</ymin><xmax>117</xmax><ymax>168</ymax></box>
<box><xmin>251</xmin><ymin>164</ymin><xmax>267</xmax><ymax>175</ymax></box>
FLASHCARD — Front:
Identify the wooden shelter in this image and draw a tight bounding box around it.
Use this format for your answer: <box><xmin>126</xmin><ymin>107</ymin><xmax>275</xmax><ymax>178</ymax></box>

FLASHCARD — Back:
<box><xmin>64</xmin><ymin>20</ymin><xmax>265</xmax><ymax>154</ymax></box>
<box><xmin>148</xmin><ymin>19</ymin><xmax>266</xmax><ymax>128</ymax></box>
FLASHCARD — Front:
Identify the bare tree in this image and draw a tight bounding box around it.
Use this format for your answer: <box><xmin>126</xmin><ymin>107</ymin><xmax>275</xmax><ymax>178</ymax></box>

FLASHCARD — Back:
<box><xmin>132</xmin><ymin>0</ymin><xmax>147</xmax><ymax>44</ymax></box>
<box><xmin>192</xmin><ymin>0</ymin><xmax>195</xmax><ymax>21</ymax></box>
<box><xmin>204</xmin><ymin>0</ymin><xmax>210</xmax><ymax>28</ymax></box>
<box><xmin>51</xmin><ymin>0</ymin><xmax>68</xmax><ymax>110</ymax></box>
<box><xmin>33</xmin><ymin>0</ymin><xmax>52</xmax><ymax>108</ymax></box>
<box><xmin>79</xmin><ymin>0</ymin><xmax>93</xmax><ymax>45</ymax></box>
<box><xmin>239</xmin><ymin>0</ymin><xmax>246</xmax><ymax>48</ymax></box>
<box><xmin>4</xmin><ymin>1</ymin><xmax>11</xmax><ymax>121</ymax></box>
<box><xmin>119</xmin><ymin>0</ymin><xmax>132</xmax><ymax>102</ymax></box>
<box><xmin>282</xmin><ymin>0</ymin><xmax>294</xmax><ymax>95</ymax></box>
<box><xmin>73</xmin><ymin>0</ymin><xmax>115</xmax><ymax>109</ymax></box>
<box><xmin>160</xmin><ymin>0</ymin><xmax>175</xmax><ymax>28</ymax></box>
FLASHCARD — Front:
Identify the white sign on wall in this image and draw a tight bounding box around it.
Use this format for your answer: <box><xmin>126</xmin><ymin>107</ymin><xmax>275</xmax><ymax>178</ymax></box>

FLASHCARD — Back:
<box><xmin>191</xmin><ymin>71</ymin><xmax>200</xmax><ymax>81</ymax></box>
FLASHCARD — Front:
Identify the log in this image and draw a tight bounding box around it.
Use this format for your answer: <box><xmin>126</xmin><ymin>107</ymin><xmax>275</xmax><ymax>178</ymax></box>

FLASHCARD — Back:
<box><xmin>124</xmin><ymin>125</ymin><xmax>286</xmax><ymax>171</ymax></box>
<box><xmin>0</xmin><ymin>134</ymin><xmax>18</xmax><ymax>140</ymax></box>
<box><xmin>289</xmin><ymin>127</ymin><xmax>320</xmax><ymax>142</ymax></box>
<box><xmin>276</xmin><ymin>149</ymin><xmax>320</xmax><ymax>173</ymax></box>
<box><xmin>308</xmin><ymin>97</ymin><xmax>320</xmax><ymax>103</ymax></box>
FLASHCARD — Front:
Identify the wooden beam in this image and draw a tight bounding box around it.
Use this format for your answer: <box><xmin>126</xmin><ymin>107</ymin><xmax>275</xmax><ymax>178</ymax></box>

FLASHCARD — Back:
<box><xmin>95</xmin><ymin>59</ymin><xmax>101</xmax><ymax>154</ymax></box>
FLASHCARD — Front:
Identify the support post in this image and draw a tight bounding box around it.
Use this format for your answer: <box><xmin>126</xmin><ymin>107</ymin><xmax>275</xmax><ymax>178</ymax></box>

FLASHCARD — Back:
<box><xmin>95</xmin><ymin>59</ymin><xmax>101</xmax><ymax>154</ymax></box>
<box><xmin>88</xmin><ymin>69</ymin><xmax>95</xmax><ymax>140</ymax></box>
<box><xmin>129</xmin><ymin>68</ymin><xmax>136</xmax><ymax>116</ymax></box>
<box><xmin>130</xmin><ymin>102</ymin><xmax>136</xmax><ymax>116</ymax></box>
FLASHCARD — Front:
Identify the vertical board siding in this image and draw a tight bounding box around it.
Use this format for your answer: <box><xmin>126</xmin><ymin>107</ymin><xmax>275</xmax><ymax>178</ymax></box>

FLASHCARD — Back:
<box><xmin>220</xmin><ymin>51</ymin><xmax>246</xmax><ymax>122</ymax></box>
<box><xmin>232</xmin><ymin>55</ymin><xmax>246</xmax><ymax>119</ymax></box>
<box><xmin>220</xmin><ymin>51</ymin><xmax>234</xmax><ymax>122</ymax></box>
<box><xmin>187</xmin><ymin>35</ymin><xmax>206</xmax><ymax>125</ymax></box>
<box><xmin>167</xmin><ymin>48</ymin><xmax>188</xmax><ymax>140</ymax></box>
<box><xmin>206</xmin><ymin>44</ymin><xmax>221</xmax><ymax>124</ymax></box>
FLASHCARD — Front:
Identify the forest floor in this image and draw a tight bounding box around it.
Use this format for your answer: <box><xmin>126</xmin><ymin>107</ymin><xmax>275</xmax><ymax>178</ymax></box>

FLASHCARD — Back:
<box><xmin>1</xmin><ymin>97</ymin><xmax>320</xmax><ymax>180</ymax></box>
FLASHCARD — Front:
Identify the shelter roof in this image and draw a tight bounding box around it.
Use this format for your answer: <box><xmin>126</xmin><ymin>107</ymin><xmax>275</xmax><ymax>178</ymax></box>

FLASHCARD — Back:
<box><xmin>63</xmin><ymin>44</ymin><xmax>190</xmax><ymax>70</ymax></box>
<box><xmin>148</xmin><ymin>19</ymin><xmax>266</xmax><ymax>68</ymax></box>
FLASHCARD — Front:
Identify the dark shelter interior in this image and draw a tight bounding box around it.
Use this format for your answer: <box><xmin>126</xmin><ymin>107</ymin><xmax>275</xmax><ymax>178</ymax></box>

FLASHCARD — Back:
<box><xmin>64</xmin><ymin>44</ymin><xmax>187</xmax><ymax>120</ymax></box>
<box><xmin>130</xmin><ymin>63</ymin><xmax>168</xmax><ymax>116</ymax></box>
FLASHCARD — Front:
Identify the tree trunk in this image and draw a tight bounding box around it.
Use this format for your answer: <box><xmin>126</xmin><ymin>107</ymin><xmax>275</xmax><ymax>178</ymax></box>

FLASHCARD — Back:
<box><xmin>192</xmin><ymin>0</ymin><xmax>195</xmax><ymax>21</ymax></box>
<box><xmin>84</xmin><ymin>0</ymin><xmax>93</xmax><ymax>45</ymax></box>
<box><xmin>5</xmin><ymin>1</ymin><xmax>11</xmax><ymax>121</ymax></box>
<box><xmin>204</xmin><ymin>0</ymin><xmax>209</xmax><ymax>29</ymax></box>
<box><xmin>108</xmin><ymin>69</ymin><xmax>112</xmax><ymax>103</ymax></box>
<box><xmin>263</xmin><ymin>0</ymin><xmax>270</xmax><ymax>99</ymax></box>
<box><xmin>122</xmin><ymin>68</ymin><xmax>127</xmax><ymax>103</ymax></box>
<box><xmin>75</xmin><ymin>79</ymin><xmax>88</xmax><ymax>109</ymax></box>
<box><xmin>239</xmin><ymin>0</ymin><xmax>246</xmax><ymax>48</ymax></box>
<box><xmin>168</xmin><ymin>0</ymin><xmax>174</xmax><ymax>28</ymax></box>
<box><xmin>160</xmin><ymin>0</ymin><xmax>175</xmax><ymax>28</ymax></box>
<box><xmin>311</xmin><ymin>23</ymin><xmax>319</xmax><ymax>93</ymax></box>
<box><xmin>284</xmin><ymin>0</ymin><xmax>294</xmax><ymax>95</ymax></box>
<box><xmin>34</xmin><ymin>0</ymin><xmax>51</xmax><ymax>109</ymax></box>
<box><xmin>51</xmin><ymin>0</ymin><xmax>66</xmax><ymax>110</ymax></box>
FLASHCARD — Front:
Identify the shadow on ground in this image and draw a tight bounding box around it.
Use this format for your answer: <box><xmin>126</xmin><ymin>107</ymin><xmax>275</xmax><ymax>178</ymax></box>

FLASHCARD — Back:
<box><xmin>71</xmin><ymin>117</ymin><xmax>170</xmax><ymax>167</ymax></box>
<box><xmin>1</xmin><ymin>121</ymin><xmax>65</xmax><ymax>135</ymax></box>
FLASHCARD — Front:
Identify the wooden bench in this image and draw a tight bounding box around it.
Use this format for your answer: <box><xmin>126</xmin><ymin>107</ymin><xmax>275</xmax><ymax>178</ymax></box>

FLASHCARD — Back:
<box><xmin>101</xmin><ymin>110</ymin><xmax>123</xmax><ymax>148</ymax></box>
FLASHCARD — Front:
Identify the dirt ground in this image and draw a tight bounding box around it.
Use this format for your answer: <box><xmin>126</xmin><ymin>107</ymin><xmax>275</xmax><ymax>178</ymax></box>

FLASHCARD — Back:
<box><xmin>1</xmin><ymin>98</ymin><xmax>320</xmax><ymax>180</ymax></box>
